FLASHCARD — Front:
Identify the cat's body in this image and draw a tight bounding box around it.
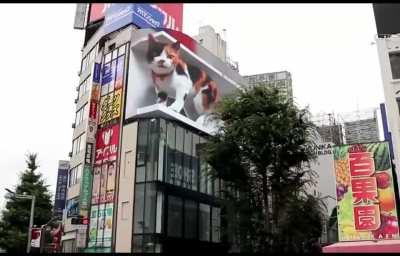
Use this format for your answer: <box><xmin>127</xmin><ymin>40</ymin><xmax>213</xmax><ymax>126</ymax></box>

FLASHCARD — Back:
<box><xmin>146</xmin><ymin>34</ymin><xmax>219</xmax><ymax>121</ymax></box>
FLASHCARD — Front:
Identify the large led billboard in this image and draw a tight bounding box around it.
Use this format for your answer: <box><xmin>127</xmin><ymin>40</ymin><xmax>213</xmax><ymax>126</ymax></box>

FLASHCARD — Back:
<box><xmin>334</xmin><ymin>142</ymin><xmax>399</xmax><ymax>241</ymax></box>
<box><xmin>125</xmin><ymin>29</ymin><xmax>240</xmax><ymax>129</ymax></box>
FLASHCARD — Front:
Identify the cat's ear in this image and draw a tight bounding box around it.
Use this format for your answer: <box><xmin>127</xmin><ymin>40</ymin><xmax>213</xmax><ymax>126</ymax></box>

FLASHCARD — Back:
<box><xmin>148</xmin><ymin>33</ymin><xmax>156</xmax><ymax>44</ymax></box>
<box><xmin>171</xmin><ymin>41</ymin><xmax>180</xmax><ymax>51</ymax></box>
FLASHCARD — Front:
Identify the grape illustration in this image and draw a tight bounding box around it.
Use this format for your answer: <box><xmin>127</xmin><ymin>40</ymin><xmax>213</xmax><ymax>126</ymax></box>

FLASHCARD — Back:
<box><xmin>336</xmin><ymin>184</ymin><xmax>348</xmax><ymax>201</ymax></box>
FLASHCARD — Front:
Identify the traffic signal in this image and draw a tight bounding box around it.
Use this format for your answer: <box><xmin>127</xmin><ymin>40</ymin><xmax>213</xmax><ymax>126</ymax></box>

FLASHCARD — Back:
<box><xmin>71</xmin><ymin>215</ymin><xmax>88</xmax><ymax>225</ymax></box>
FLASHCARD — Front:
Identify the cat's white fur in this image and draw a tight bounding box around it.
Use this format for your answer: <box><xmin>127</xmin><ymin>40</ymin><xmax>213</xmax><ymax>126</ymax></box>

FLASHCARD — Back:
<box><xmin>149</xmin><ymin>47</ymin><xmax>193</xmax><ymax>113</ymax></box>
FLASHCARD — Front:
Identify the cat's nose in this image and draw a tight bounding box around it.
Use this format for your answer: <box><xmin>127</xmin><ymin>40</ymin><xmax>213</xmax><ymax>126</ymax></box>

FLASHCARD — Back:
<box><xmin>158</xmin><ymin>60</ymin><xmax>165</xmax><ymax>65</ymax></box>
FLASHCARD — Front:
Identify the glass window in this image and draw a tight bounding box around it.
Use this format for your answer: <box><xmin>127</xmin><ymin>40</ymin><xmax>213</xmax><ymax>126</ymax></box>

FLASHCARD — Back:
<box><xmin>211</xmin><ymin>207</ymin><xmax>221</xmax><ymax>242</ymax></box>
<box><xmin>134</xmin><ymin>184</ymin><xmax>145</xmax><ymax>234</ymax></box>
<box><xmin>199</xmin><ymin>203</ymin><xmax>210</xmax><ymax>241</ymax></box>
<box><xmin>167</xmin><ymin>195</ymin><xmax>182</xmax><ymax>238</ymax></box>
<box><xmin>166</xmin><ymin>122</ymin><xmax>176</xmax><ymax>184</ymax></box>
<box><xmin>158</xmin><ymin>119</ymin><xmax>166</xmax><ymax>181</ymax></box>
<box><xmin>183</xmin><ymin>130</ymin><xmax>192</xmax><ymax>189</ymax></box>
<box><xmin>136</xmin><ymin>166</ymin><xmax>145</xmax><ymax>183</ymax></box>
<box><xmin>184</xmin><ymin>200</ymin><xmax>197</xmax><ymax>240</ymax></box>
<box><xmin>132</xmin><ymin>235</ymin><xmax>143</xmax><ymax>253</ymax></box>
<box><xmin>214</xmin><ymin>178</ymin><xmax>220</xmax><ymax>199</ymax></box>
<box><xmin>144</xmin><ymin>184</ymin><xmax>157</xmax><ymax>233</ymax></box>
<box><xmin>112</xmin><ymin>49</ymin><xmax>118</xmax><ymax>60</ymax></box>
<box><xmin>118</xmin><ymin>44</ymin><xmax>126</xmax><ymax>56</ymax></box>
<box><xmin>389</xmin><ymin>51</ymin><xmax>400</xmax><ymax>80</ymax></box>
<box><xmin>105</xmin><ymin>52</ymin><xmax>112</xmax><ymax>63</ymax></box>
<box><xmin>191</xmin><ymin>134</ymin><xmax>200</xmax><ymax>191</ymax></box>
<box><xmin>137</xmin><ymin>120</ymin><xmax>148</xmax><ymax>167</ymax></box>
<box><xmin>143</xmin><ymin>235</ymin><xmax>155</xmax><ymax>253</ymax></box>
<box><xmin>175</xmin><ymin>126</ymin><xmax>184</xmax><ymax>187</ymax></box>
<box><xmin>207</xmin><ymin>170</ymin><xmax>213</xmax><ymax>196</ymax></box>
<box><xmin>146</xmin><ymin>119</ymin><xmax>159</xmax><ymax>182</ymax></box>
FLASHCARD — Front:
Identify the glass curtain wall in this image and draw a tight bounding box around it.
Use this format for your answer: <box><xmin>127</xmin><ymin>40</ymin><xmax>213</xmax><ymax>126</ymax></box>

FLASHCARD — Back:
<box><xmin>132</xmin><ymin>118</ymin><xmax>222</xmax><ymax>252</ymax></box>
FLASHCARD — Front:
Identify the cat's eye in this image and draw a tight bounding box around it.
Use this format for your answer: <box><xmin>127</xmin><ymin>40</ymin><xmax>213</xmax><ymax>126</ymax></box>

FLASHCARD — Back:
<box><xmin>167</xmin><ymin>54</ymin><xmax>173</xmax><ymax>58</ymax></box>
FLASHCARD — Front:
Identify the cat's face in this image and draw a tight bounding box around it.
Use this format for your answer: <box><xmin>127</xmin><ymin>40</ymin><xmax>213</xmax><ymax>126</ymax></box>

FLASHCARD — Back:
<box><xmin>147</xmin><ymin>34</ymin><xmax>180</xmax><ymax>75</ymax></box>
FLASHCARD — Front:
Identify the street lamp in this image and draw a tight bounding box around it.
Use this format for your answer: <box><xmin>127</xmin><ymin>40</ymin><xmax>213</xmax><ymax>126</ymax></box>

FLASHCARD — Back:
<box><xmin>5</xmin><ymin>188</ymin><xmax>36</xmax><ymax>254</ymax></box>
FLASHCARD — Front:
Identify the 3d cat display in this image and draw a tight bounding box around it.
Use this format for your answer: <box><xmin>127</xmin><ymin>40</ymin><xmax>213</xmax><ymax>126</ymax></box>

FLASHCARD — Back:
<box><xmin>146</xmin><ymin>33</ymin><xmax>220</xmax><ymax>122</ymax></box>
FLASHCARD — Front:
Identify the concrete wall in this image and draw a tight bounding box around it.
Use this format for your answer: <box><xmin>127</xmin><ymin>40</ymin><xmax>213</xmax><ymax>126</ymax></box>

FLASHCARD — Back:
<box><xmin>115</xmin><ymin>122</ymin><xmax>138</xmax><ymax>252</ymax></box>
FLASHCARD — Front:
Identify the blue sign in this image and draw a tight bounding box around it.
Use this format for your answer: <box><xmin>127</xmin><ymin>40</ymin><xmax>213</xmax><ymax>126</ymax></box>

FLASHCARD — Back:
<box><xmin>103</xmin><ymin>4</ymin><xmax>165</xmax><ymax>35</ymax></box>
<box><xmin>54</xmin><ymin>168</ymin><xmax>68</xmax><ymax>219</ymax></box>
<box><xmin>93</xmin><ymin>63</ymin><xmax>101</xmax><ymax>84</ymax></box>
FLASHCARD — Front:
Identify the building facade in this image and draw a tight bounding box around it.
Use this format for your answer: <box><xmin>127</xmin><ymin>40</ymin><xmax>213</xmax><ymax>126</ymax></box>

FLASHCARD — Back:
<box><xmin>63</xmin><ymin>3</ymin><xmax>246</xmax><ymax>253</ymax></box>
<box><xmin>341</xmin><ymin>109</ymin><xmax>380</xmax><ymax>145</ymax></box>
<box><xmin>243</xmin><ymin>71</ymin><xmax>293</xmax><ymax>103</ymax></box>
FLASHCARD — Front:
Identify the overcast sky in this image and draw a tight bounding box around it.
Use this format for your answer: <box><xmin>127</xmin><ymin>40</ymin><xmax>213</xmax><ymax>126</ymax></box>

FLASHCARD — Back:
<box><xmin>0</xmin><ymin>4</ymin><xmax>383</xmax><ymax>210</ymax></box>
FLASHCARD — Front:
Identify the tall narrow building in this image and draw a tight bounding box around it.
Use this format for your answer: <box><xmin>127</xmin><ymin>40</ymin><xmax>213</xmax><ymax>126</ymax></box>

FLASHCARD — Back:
<box><xmin>63</xmin><ymin>3</ymin><xmax>246</xmax><ymax>253</ymax></box>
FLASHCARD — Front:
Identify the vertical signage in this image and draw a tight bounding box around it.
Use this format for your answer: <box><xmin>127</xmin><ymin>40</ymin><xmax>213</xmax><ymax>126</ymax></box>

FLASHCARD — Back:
<box><xmin>79</xmin><ymin>165</ymin><xmax>93</xmax><ymax>220</ymax></box>
<box><xmin>53</xmin><ymin>161</ymin><xmax>69</xmax><ymax>219</ymax></box>
<box><xmin>334</xmin><ymin>142</ymin><xmax>399</xmax><ymax>241</ymax></box>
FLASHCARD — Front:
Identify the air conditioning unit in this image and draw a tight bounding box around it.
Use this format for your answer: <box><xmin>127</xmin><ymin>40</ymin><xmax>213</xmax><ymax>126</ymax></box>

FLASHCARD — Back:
<box><xmin>76</xmin><ymin>86</ymin><xmax>79</xmax><ymax>92</ymax></box>
<box><xmin>68</xmin><ymin>152</ymin><xmax>72</xmax><ymax>157</ymax></box>
<box><xmin>72</xmin><ymin>123</ymin><xmax>76</xmax><ymax>128</ymax></box>
<box><xmin>74</xmin><ymin>98</ymin><xmax>78</xmax><ymax>104</ymax></box>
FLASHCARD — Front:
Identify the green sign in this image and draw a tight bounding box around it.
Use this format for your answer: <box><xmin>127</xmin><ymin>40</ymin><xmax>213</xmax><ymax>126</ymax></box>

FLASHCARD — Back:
<box><xmin>79</xmin><ymin>165</ymin><xmax>93</xmax><ymax>217</ymax></box>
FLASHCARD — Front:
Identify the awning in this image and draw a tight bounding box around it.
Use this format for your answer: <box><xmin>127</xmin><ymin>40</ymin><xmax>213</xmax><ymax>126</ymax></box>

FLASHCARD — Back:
<box><xmin>323</xmin><ymin>240</ymin><xmax>400</xmax><ymax>253</ymax></box>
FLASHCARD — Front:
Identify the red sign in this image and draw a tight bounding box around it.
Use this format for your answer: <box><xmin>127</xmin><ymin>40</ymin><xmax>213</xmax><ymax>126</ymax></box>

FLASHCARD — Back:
<box><xmin>95</xmin><ymin>124</ymin><xmax>120</xmax><ymax>165</ymax></box>
<box><xmin>153</xmin><ymin>3</ymin><xmax>183</xmax><ymax>31</ymax></box>
<box><xmin>349</xmin><ymin>151</ymin><xmax>381</xmax><ymax>232</ymax></box>
<box><xmin>31</xmin><ymin>228</ymin><xmax>42</xmax><ymax>248</ymax></box>
<box><xmin>89</xmin><ymin>3</ymin><xmax>109</xmax><ymax>23</ymax></box>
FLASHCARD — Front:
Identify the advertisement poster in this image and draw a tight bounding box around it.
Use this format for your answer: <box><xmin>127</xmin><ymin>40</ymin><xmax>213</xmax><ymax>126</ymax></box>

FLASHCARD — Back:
<box><xmin>106</xmin><ymin>161</ymin><xmax>116</xmax><ymax>203</ymax></box>
<box><xmin>95</xmin><ymin>124</ymin><xmax>120</xmax><ymax>165</ymax></box>
<box><xmin>334</xmin><ymin>142</ymin><xmax>399</xmax><ymax>241</ymax></box>
<box><xmin>66</xmin><ymin>197</ymin><xmax>79</xmax><ymax>218</ymax></box>
<box><xmin>91</xmin><ymin>166</ymin><xmax>101</xmax><ymax>205</ymax></box>
<box><xmin>115</xmin><ymin>56</ymin><xmax>125</xmax><ymax>90</ymax></box>
<box><xmin>53</xmin><ymin>161</ymin><xmax>69</xmax><ymax>219</ymax></box>
<box><xmin>79</xmin><ymin>165</ymin><xmax>93</xmax><ymax>219</ymax></box>
<box><xmin>96</xmin><ymin>204</ymin><xmax>106</xmax><ymax>247</ymax></box>
<box><xmin>103</xmin><ymin>203</ymin><xmax>114</xmax><ymax>247</ymax></box>
<box><xmin>125</xmin><ymin>30</ymin><xmax>238</xmax><ymax>128</ymax></box>
<box><xmin>88</xmin><ymin>206</ymin><xmax>99</xmax><ymax>248</ymax></box>
<box><xmin>99</xmin><ymin>163</ymin><xmax>108</xmax><ymax>204</ymax></box>
<box><xmin>99</xmin><ymin>89</ymin><xmax>122</xmax><ymax>125</ymax></box>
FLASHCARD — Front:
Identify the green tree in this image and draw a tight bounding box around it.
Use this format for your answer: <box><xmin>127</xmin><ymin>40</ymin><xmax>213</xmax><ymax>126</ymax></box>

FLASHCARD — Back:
<box><xmin>203</xmin><ymin>85</ymin><xmax>324</xmax><ymax>252</ymax></box>
<box><xmin>0</xmin><ymin>153</ymin><xmax>53</xmax><ymax>252</ymax></box>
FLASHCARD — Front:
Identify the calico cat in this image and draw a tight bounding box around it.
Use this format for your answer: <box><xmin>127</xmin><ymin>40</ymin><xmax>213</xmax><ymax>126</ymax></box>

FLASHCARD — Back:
<box><xmin>146</xmin><ymin>33</ymin><xmax>219</xmax><ymax>120</ymax></box>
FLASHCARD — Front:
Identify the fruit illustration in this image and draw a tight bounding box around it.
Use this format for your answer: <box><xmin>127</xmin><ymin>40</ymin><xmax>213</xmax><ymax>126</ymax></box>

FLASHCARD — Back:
<box><xmin>378</xmin><ymin>188</ymin><xmax>396</xmax><ymax>212</ymax></box>
<box><xmin>335</xmin><ymin>159</ymin><xmax>351</xmax><ymax>187</ymax></box>
<box><xmin>376</xmin><ymin>171</ymin><xmax>391</xmax><ymax>189</ymax></box>
<box><xmin>372</xmin><ymin>214</ymin><xmax>399</xmax><ymax>239</ymax></box>
<box><xmin>336</xmin><ymin>184</ymin><xmax>348</xmax><ymax>201</ymax></box>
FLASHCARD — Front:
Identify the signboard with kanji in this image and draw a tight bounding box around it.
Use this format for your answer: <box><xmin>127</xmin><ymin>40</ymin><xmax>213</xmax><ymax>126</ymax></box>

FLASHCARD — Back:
<box><xmin>334</xmin><ymin>142</ymin><xmax>399</xmax><ymax>241</ymax></box>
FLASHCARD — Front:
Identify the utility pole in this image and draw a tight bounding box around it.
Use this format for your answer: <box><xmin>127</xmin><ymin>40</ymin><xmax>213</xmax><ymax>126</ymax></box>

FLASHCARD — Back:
<box><xmin>5</xmin><ymin>188</ymin><xmax>35</xmax><ymax>253</ymax></box>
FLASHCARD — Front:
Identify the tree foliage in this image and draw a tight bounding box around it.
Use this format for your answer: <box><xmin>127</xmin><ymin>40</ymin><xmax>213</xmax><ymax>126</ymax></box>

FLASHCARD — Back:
<box><xmin>0</xmin><ymin>153</ymin><xmax>53</xmax><ymax>253</ymax></box>
<box><xmin>203</xmin><ymin>85</ymin><xmax>325</xmax><ymax>252</ymax></box>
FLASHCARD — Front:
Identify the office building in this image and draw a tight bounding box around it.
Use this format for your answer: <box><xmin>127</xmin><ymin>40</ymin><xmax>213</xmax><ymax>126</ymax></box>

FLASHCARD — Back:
<box><xmin>63</xmin><ymin>3</ymin><xmax>246</xmax><ymax>253</ymax></box>
<box><xmin>341</xmin><ymin>109</ymin><xmax>380</xmax><ymax>145</ymax></box>
<box><xmin>243</xmin><ymin>71</ymin><xmax>293</xmax><ymax>103</ymax></box>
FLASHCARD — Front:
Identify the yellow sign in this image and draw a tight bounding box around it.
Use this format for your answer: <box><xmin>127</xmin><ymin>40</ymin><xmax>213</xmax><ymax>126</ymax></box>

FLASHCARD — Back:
<box><xmin>99</xmin><ymin>89</ymin><xmax>122</xmax><ymax>125</ymax></box>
